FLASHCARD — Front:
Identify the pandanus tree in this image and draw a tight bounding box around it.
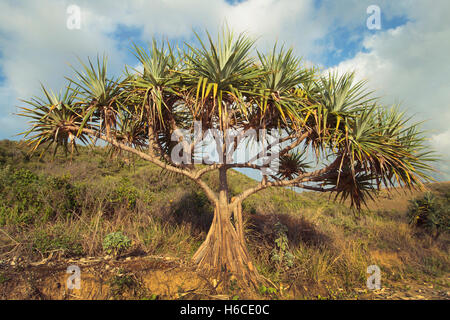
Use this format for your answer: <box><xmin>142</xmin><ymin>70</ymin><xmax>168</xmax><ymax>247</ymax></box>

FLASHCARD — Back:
<box><xmin>18</xmin><ymin>28</ymin><xmax>435</xmax><ymax>289</ymax></box>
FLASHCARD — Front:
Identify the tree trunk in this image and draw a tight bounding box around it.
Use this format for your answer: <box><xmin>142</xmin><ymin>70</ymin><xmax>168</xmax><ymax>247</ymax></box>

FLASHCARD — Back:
<box><xmin>192</xmin><ymin>201</ymin><xmax>259</xmax><ymax>289</ymax></box>
<box><xmin>233</xmin><ymin>201</ymin><xmax>245</xmax><ymax>244</ymax></box>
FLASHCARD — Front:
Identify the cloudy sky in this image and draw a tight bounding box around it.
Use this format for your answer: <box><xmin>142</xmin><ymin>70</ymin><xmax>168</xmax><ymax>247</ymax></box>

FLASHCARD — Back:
<box><xmin>0</xmin><ymin>0</ymin><xmax>449</xmax><ymax>180</ymax></box>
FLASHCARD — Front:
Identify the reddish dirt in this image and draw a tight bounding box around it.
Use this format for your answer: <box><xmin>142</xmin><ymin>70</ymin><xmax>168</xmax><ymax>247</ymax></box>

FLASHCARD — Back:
<box><xmin>0</xmin><ymin>255</ymin><xmax>217</xmax><ymax>300</ymax></box>
<box><xmin>1</xmin><ymin>254</ymin><xmax>448</xmax><ymax>300</ymax></box>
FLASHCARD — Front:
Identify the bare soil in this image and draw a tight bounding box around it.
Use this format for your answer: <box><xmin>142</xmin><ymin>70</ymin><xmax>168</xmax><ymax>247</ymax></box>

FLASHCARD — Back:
<box><xmin>1</xmin><ymin>253</ymin><xmax>448</xmax><ymax>300</ymax></box>
<box><xmin>0</xmin><ymin>255</ymin><xmax>218</xmax><ymax>300</ymax></box>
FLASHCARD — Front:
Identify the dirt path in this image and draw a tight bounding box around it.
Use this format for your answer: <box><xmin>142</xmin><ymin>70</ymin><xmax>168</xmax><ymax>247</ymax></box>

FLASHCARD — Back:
<box><xmin>354</xmin><ymin>280</ymin><xmax>450</xmax><ymax>300</ymax></box>
<box><xmin>0</xmin><ymin>255</ymin><xmax>219</xmax><ymax>300</ymax></box>
<box><xmin>1</xmin><ymin>254</ymin><xmax>448</xmax><ymax>300</ymax></box>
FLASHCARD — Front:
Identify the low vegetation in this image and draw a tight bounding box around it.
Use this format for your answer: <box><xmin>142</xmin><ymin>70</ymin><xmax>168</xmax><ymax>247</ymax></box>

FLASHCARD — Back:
<box><xmin>407</xmin><ymin>192</ymin><xmax>449</xmax><ymax>239</ymax></box>
<box><xmin>0</xmin><ymin>140</ymin><xmax>448</xmax><ymax>299</ymax></box>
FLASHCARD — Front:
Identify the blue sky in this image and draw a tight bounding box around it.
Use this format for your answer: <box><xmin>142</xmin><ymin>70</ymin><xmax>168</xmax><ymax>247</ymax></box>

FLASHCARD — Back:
<box><xmin>102</xmin><ymin>1</ymin><xmax>410</xmax><ymax>69</ymax></box>
<box><xmin>0</xmin><ymin>0</ymin><xmax>449</xmax><ymax>180</ymax></box>
<box><xmin>318</xmin><ymin>14</ymin><xmax>410</xmax><ymax>67</ymax></box>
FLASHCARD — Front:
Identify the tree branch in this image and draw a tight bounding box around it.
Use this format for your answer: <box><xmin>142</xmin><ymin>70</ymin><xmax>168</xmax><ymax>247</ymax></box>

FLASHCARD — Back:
<box><xmin>72</xmin><ymin>126</ymin><xmax>219</xmax><ymax>203</ymax></box>
<box><xmin>233</xmin><ymin>157</ymin><xmax>340</xmax><ymax>203</ymax></box>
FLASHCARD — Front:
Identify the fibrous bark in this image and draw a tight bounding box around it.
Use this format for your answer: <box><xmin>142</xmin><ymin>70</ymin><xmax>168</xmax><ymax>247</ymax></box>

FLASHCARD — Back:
<box><xmin>192</xmin><ymin>202</ymin><xmax>259</xmax><ymax>289</ymax></box>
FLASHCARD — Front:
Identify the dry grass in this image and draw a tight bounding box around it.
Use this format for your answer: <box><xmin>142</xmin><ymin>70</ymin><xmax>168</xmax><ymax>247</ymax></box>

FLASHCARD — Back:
<box><xmin>0</xmin><ymin>140</ymin><xmax>449</xmax><ymax>299</ymax></box>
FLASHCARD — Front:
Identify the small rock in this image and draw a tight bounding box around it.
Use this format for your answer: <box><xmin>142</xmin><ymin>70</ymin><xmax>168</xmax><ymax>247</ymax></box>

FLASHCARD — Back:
<box><xmin>104</xmin><ymin>255</ymin><xmax>112</xmax><ymax>260</ymax></box>
<box><xmin>10</xmin><ymin>261</ymin><xmax>16</xmax><ymax>266</ymax></box>
<box><xmin>105</xmin><ymin>265</ymin><xmax>110</xmax><ymax>270</ymax></box>
<box><xmin>125</xmin><ymin>257</ymin><xmax>131</xmax><ymax>261</ymax></box>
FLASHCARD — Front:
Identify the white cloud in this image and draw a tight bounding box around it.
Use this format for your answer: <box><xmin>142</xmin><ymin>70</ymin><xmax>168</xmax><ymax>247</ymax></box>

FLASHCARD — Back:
<box><xmin>318</xmin><ymin>0</ymin><xmax>413</xmax><ymax>28</ymax></box>
<box><xmin>0</xmin><ymin>0</ymin><xmax>128</xmax><ymax>137</ymax></box>
<box><xmin>224</xmin><ymin>0</ymin><xmax>326</xmax><ymax>54</ymax></box>
<box><xmin>83</xmin><ymin>0</ymin><xmax>327</xmax><ymax>56</ymax></box>
<box><xmin>327</xmin><ymin>2</ymin><xmax>450</xmax><ymax>180</ymax></box>
<box><xmin>0</xmin><ymin>0</ymin><xmax>328</xmax><ymax>138</ymax></box>
<box><xmin>431</xmin><ymin>130</ymin><xmax>450</xmax><ymax>152</ymax></box>
<box><xmin>431</xmin><ymin>130</ymin><xmax>450</xmax><ymax>181</ymax></box>
<box><xmin>0</xmin><ymin>0</ymin><xmax>449</xmax><ymax>179</ymax></box>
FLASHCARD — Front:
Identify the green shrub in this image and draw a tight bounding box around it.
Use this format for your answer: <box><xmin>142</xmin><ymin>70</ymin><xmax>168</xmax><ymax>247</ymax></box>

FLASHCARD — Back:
<box><xmin>108</xmin><ymin>272</ymin><xmax>138</xmax><ymax>297</ymax></box>
<box><xmin>103</xmin><ymin>231</ymin><xmax>132</xmax><ymax>256</ymax></box>
<box><xmin>32</xmin><ymin>229</ymin><xmax>84</xmax><ymax>257</ymax></box>
<box><xmin>108</xmin><ymin>270</ymin><xmax>147</xmax><ymax>298</ymax></box>
<box><xmin>258</xmin><ymin>285</ymin><xmax>278</xmax><ymax>299</ymax></box>
<box><xmin>111</xmin><ymin>179</ymin><xmax>138</xmax><ymax>209</ymax></box>
<box><xmin>407</xmin><ymin>192</ymin><xmax>450</xmax><ymax>239</ymax></box>
<box><xmin>270</xmin><ymin>222</ymin><xmax>294</xmax><ymax>269</ymax></box>
<box><xmin>12</xmin><ymin>168</ymin><xmax>38</xmax><ymax>186</ymax></box>
<box><xmin>46</xmin><ymin>174</ymin><xmax>78</xmax><ymax>215</ymax></box>
<box><xmin>10</xmin><ymin>169</ymin><xmax>40</xmax><ymax>209</ymax></box>
<box><xmin>0</xmin><ymin>168</ymin><xmax>80</xmax><ymax>225</ymax></box>
<box><xmin>0</xmin><ymin>204</ymin><xmax>34</xmax><ymax>226</ymax></box>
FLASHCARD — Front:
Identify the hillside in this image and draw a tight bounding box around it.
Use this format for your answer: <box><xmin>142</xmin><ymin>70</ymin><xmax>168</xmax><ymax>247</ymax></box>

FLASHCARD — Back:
<box><xmin>0</xmin><ymin>139</ymin><xmax>448</xmax><ymax>300</ymax></box>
